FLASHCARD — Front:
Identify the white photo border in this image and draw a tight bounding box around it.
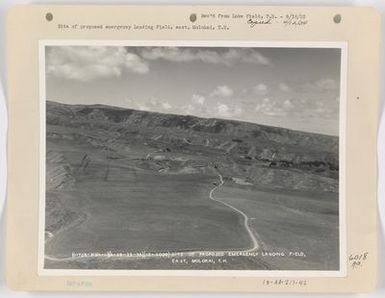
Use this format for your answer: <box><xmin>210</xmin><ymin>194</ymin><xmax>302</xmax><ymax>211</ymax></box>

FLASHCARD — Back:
<box><xmin>38</xmin><ymin>40</ymin><xmax>347</xmax><ymax>277</ymax></box>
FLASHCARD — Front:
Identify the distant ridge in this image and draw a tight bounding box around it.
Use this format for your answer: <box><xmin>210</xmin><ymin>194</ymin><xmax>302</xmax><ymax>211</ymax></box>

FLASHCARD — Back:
<box><xmin>46</xmin><ymin>100</ymin><xmax>339</xmax><ymax>193</ymax></box>
<box><xmin>46</xmin><ymin>100</ymin><xmax>338</xmax><ymax>139</ymax></box>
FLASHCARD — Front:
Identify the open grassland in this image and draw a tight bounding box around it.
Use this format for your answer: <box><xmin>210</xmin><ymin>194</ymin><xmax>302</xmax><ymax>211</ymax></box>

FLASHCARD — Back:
<box><xmin>215</xmin><ymin>185</ymin><xmax>339</xmax><ymax>270</ymax></box>
<box><xmin>46</xmin><ymin>140</ymin><xmax>251</xmax><ymax>259</ymax></box>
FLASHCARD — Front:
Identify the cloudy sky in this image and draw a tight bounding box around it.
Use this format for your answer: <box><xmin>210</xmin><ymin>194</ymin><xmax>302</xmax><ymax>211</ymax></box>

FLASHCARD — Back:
<box><xmin>45</xmin><ymin>46</ymin><xmax>341</xmax><ymax>136</ymax></box>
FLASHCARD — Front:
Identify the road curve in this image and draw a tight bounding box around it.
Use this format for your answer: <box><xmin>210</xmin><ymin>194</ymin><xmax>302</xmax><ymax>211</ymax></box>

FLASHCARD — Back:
<box><xmin>209</xmin><ymin>173</ymin><xmax>259</xmax><ymax>252</ymax></box>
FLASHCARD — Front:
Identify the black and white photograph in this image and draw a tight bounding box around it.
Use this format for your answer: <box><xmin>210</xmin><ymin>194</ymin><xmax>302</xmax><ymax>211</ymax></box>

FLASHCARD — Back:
<box><xmin>41</xmin><ymin>42</ymin><xmax>344</xmax><ymax>273</ymax></box>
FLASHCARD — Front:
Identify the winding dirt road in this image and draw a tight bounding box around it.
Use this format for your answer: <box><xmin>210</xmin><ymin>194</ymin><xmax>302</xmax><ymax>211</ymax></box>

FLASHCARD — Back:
<box><xmin>45</xmin><ymin>171</ymin><xmax>260</xmax><ymax>262</ymax></box>
<box><xmin>209</xmin><ymin>173</ymin><xmax>259</xmax><ymax>252</ymax></box>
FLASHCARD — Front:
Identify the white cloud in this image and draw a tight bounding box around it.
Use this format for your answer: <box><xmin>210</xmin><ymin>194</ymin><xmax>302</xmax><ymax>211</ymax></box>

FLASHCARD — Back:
<box><xmin>212</xmin><ymin>103</ymin><xmax>243</xmax><ymax>118</ymax></box>
<box><xmin>216</xmin><ymin>103</ymin><xmax>232</xmax><ymax>117</ymax></box>
<box><xmin>316</xmin><ymin>107</ymin><xmax>328</xmax><ymax>114</ymax></box>
<box><xmin>302</xmin><ymin>78</ymin><xmax>339</xmax><ymax>92</ymax></box>
<box><xmin>185</xmin><ymin>104</ymin><xmax>195</xmax><ymax>114</ymax></box>
<box><xmin>251</xmin><ymin>83</ymin><xmax>268</xmax><ymax>95</ymax></box>
<box><xmin>46</xmin><ymin>46</ymin><xmax>271</xmax><ymax>82</ymax></box>
<box><xmin>192</xmin><ymin>94</ymin><xmax>206</xmax><ymax>105</ymax></box>
<box><xmin>234</xmin><ymin>106</ymin><xmax>243</xmax><ymax>116</ymax></box>
<box><xmin>149</xmin><ymin>97</ymin><xmax>159</xmax><ymax>106</ymax></box>
<box><xmin>140</xmin><ymin>47</ymin><xmax>271</xmax><ymax>66</ymax></box>
<box><xmin>265</xmin><ymin>107</ymin><xmax>286</xmax><ymax>116</ymax></box>
<box><xmin>141</xmin><ymin>47</ymin><xmax>197</xmax><ymax>62</ymax></box>
<box><xmin>47</xmin><ymin>46</ymin><xmax>149</xmax><ymax>81</ymax></box>
<box><xmin>220</xmin><ymin>48</ymin><xmax>271</xmax><ymax>65</ymax></box>
<box><xmin>182</xmin><ymin>94</ymin><xmax>208</xmax><ymax>116</ymax></box>
<box><xmin>242</xmin><ymin>51</ymin><xmax>271</xmax><ymax>65</ymax></box>
<box><xmin>133</xmin><ymin>97</ymin><xmax>173</xmax><ymax>113</ymax></box>
<box><xmin>315</xmin><ymin>78</ymin><xmax>338</xmax><ymax>90</ymax></box>
<box><xmin>279</xmin><ymin>83</ymin><xmax>291</xmax><ymax>92</ymax></box>
<box><xmin>254</xmin><ymin>98</ymin><xmax>288</xmax><ymax>116</ymax></box>
<box><xmin>283</xmin><ymin>99</ymin><xmax>294</xmax><ymax>110</ymax></box>
<box><xmin>136</xmin><ymin>104</ymin><xmax>149</xmax><ymax>111</ymax></box>
<box><xmin>210</xmin><ymin>85</ymin><xmax>234</xmax><ymax>97</ymax></box>
<box><xmin>162</xmin><ymin>102</ymin><xmax>172</xmax><ymax>110</ymax></box>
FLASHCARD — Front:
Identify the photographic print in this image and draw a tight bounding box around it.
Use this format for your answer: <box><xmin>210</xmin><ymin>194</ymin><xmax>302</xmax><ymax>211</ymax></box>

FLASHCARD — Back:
<box><xmin>40</xmin><ymin>42</ymin><xmax>345</xmax><ymax>274</ymax></box>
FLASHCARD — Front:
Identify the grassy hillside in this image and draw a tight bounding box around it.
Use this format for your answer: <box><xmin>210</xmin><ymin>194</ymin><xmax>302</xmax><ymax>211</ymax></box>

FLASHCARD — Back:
<box><xmin>44</xmin><ymin>100</ymin><xmax>339</xmax><ymax>270</ymax></box>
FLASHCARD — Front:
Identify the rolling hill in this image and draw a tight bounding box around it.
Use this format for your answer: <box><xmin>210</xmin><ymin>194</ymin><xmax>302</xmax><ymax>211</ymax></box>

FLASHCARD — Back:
<box><xmin>44</xmin><ymin>100</ymin><xmax>339</xmax><ymax>270</ymax></box>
